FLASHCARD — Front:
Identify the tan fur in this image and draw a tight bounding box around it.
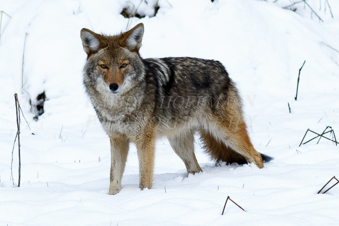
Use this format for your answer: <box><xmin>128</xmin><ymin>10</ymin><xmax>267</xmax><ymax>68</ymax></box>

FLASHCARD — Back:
<box><xmin>208</xmin><ymin>87</ymin><xmax>264</xmax><ymax>168</ymax></box>
<box><xmin>133</xmin><ymin>124</ymin><xmax>157</xmax><ymax>190</ymax></box>
<box><xmin>213</xmin><ymin>117</ymin><xmax>263</xmax><ymax>168</ymax></box>
<box><xmin>199</xmin><ymin>130</ymin><xmax>247</xmax><ymax>164</ymax></box>
<box><xmin>109</xmin><ymin>135</ymin><xmax>129</xmax><ymax>195</ymax></box>
<box><xmin>168</xmin><ymin>130</ymin><xmax>202</xmax><ymax>174</ymax></box>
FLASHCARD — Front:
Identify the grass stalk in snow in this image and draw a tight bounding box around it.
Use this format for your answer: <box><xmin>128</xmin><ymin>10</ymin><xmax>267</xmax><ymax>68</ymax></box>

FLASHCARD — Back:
<box><xmin>21</xmin><ymin>33</ymin><xmax>28</xmax><ymax>94</ymax></box>
<box><xmin>316</xmin><ymin>126</ymin><xmax>336</xmax><ymax>144</ymax></box>
<box><xmin>325</xmin><ymin>0</ymin><xmax>334</xmax><ymax>18</ymax></box>
<box><xmin>302</xmin><ymin>0</ymin><xmax>323</xmax><ymax>22</ymax></box>
<box><xmin>0</xmin><ymin>11</ymin><xmax>12</xmax><ymax>43</ymax></box>
<box><xmin>321</xmin><ymin>42</ymin><xmax>339</xmax><ymax>54</ymax></box>
<box><xmin>59</xmin><ymin>126</ymin><xmax>63</xmax><ymax>139</ymax></box>
<box><xmin>221</xmin><ymin>196</ymin><xmax>246</xmax><ymax>215</ymax></box>
<box><xmin>295</xmin><ymin>60</ymin><xmax>306</xmax><ymax>101</ymax></box>
<box><xmin>299</xmin><ymin>127</ymin><xmax>338</xmax><ymax>147</ymax></box>
<box><xmin>318</xmin><ymin>176</ymin><xmax>339</xmax><ymax>194</ymax></box>
<box><xmin>266</xmin><ymin>138</ymin><xmax>272</xmax><ymax>147</ymax></box>
<box><xmin>124</xmin><ymin>0</ymin><xmax>143</xmax><ymax>30</ymax></box>
<box><xmin>164</xmin><ymin>0</ymin><xmax>173</xmax><ymax>7</ymax></box>
<box><xmin>14</xmin><ymin>94</ymin><xmax>21</xmax><ymax>187</ymax></box>
<box><xmin>288</xmin><ymin>102</ymin><xmax>291</xmax><ymax>113</ymax></box>
<box><xmin>11</xmin><ymin>94</ymin><xmax>31</xmax><ymax>187</ymax></box>
<box><xmin>10</xmin><ymin>129</ymin><xmax>18</xmax><ymax>185</ymax></box>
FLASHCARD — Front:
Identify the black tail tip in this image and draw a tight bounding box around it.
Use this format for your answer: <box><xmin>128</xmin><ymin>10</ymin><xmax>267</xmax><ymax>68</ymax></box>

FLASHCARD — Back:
<box><xmin>261</xmin><ymin>153</ymin><xmax>273</xmax><ymax>163</ymax></box>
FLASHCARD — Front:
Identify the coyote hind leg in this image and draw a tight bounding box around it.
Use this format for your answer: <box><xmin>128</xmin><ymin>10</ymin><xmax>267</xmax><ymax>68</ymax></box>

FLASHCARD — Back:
<box><xmin>168</xmin><ymin>130</ymin><xmax>202</xmax><ymax>174</ymax></box>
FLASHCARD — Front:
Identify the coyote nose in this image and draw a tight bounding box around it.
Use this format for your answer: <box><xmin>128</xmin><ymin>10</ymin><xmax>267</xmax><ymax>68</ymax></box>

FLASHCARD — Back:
<box><xmin>109</xmin><ymin>83</ymin><xmax>119</xmax><ymax>92</ymax></box>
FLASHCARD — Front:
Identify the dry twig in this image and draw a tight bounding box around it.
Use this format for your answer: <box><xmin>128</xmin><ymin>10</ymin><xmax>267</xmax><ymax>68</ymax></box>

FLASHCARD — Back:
<box><xmin>318</xmin><ymin>176</ymin><xmax>339</xmax><ymax>194</ymax></box>
<box><xmin>299</xmin><ymin>126</ymin><xmax>338</xmax><ymax>147</ymax></box>
<box><xmin>11</xmin><ymin>94</ymin><xmax>30</xmax><ymax>187</ymax></box>
<box><xmin>21</xmin><ymin>33</ymin><xmax>28</xmax><ymax>93</ymax></box>
<box><xmin>14</xmin><ymin>94</ymin><xmax>21</xmax><ymax>187</ymax></box>
<box><xmin>221</xmin><ymin>196</ymin><xmax>246</xmax><ymax>215</ymax></box>
<box><xmin>325</xmin><ymin>0</ymin><xmax>334</xmax><ymax>18</ymax></box>
<box><xmin>0</xmin><ymin>11</ymin><xmax>12</xmax><ymax>42</ymax></box>
<box><xmin>295</xmin><ymin>60</ymin><xmax>306</xmax><ymax>101</ymax></box>
<box><xmin>302</xmin><ymin>0</ymin><xmax>323</xmax><ymax>22</ymax></box>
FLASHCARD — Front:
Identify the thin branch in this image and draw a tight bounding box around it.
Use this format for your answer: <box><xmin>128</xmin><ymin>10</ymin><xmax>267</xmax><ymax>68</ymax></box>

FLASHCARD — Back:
<box><xmin>10</xmin><ymin>133</ymin><xmax>18</xmax><ymax>186</ymax></box>
<box><xmin>307</xmin><ymin>129</ymin><xmax>338</xmax><ymax>145</ymax></box>
<box><xmin>321</xmin><ymin>42</ymin><xmax>339</xmax><ymax>54</ymax></box>
<box><xmin>125</xmin><ymin>4</ymin><xmax>135</xmax><ymax>30</ymax></box>
<box><xmin>0</xmin><ymin>11</ymin><xmax>12</xmax><ymax>43</ymax></box>
<box><xmin>299</xmin><ymin>128</ymin><xmax>339</xmax><ymax>147</ymax></box>
<box><xmin>288</xmin><ymin>102</ymin><xmax>291</xmax><ymax>113</ymax></box>
<box><xmin>125</xmin><ymin>0</ymin><xmax>143</xmax><ymax>30</ymax></box>
<box><xmin>317</xmin><ymin>126</ymin><xmax>332</xmax><ymax>144</ymax></box>
<box><xmin>295</xmin><ymin>60</ymin><xmax>306</xmax><ymax>101</ymax></box>
<box><xmin>228</xmin><ymin>197</ymin><xmax>246</xmax><ymax>212</ymax></box>
<box><xmin>332</xmin><ymin>128</ymin><xmax>338</xmax><ymax>145</ymax></box>
<box><xmin>266</xmin><ymin>138</ymin><xmax>272</xmax><ymax>147</ymax></box>
<box><xmin>59</xmin><ymin>126</ymin><xmax>63</xmax><ymax>139</ymax></box>
<box><xmin>299</xmin><ymin>128</ymin><xmax>310</xmax><ymax>146</ymax></box>
<box><xmin>323</xmin><ymin>181</ymin><xmax>339</xmax><ymax>194</ymax></box>
<box><xmin>1</xmin><ymin>11</ymin><xmax>11</xmax><ymax>18</ymax></box>
<box><xmin>221</xmin><ymin>196</ymin><xmax>246</xmax><ymax>215</ymax></box>
<box><xmin>303</xmin><ymin>0</ymin><xmax>323</xmax><ymax>22</ymax></box>
<box><xmin>325</xmin><ymin>0</ymin><xmax>334</xmax><ymax>18</ymax></box>
<box><xmin>19</xmin><ymin>104</ymin><xmax>31</xmax><ymax>130</ymax></box>
<box><xmin>318</xmin><ymin>176</ymin><xmax>339</xmax><ymax>194</ymax></box>
<box><xmin>21</xmin><ymin>33</ymin><xmax>28</xmax><ymax>94</ymax></box>
<box><xmin>165</xmin><ymin>0</ymin><xmax>173</xmax><ymax>7</ymax></box>
<box><xmin>302</xmin><ymin>130</ymin><xmax>332</xmax><ymax>145</ymax></box>
<box><xmin>14</xmin><ymin>94</ymin><xmax>21</xmax><ymax>187</ymax></box>
<box><xmin>221</xmin><ymin>196</ymin><xmax>229</xmax><ymax>215</ymax></box>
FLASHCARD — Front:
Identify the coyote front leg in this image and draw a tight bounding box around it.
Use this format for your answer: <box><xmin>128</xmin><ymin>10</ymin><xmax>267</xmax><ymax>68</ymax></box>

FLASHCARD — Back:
<box><xmin>136</xmin><ymin>131</ymin><xmax>156</xmax><ymax>190</ymax></box>
<box><xmin>109</xmin><ymin>135</ymin><xmax>129</xmax><ymax>195</ymax></box>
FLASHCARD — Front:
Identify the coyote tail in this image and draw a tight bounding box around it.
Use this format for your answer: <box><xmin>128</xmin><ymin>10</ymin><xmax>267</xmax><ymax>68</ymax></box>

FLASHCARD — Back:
<box><xmin>200</xmin><ymin>131</ymin><xmax>272</xmax><ymax>164</ymax></box>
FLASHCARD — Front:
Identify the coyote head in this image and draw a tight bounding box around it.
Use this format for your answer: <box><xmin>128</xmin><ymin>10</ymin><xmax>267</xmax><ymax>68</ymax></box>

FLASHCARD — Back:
<box><xmin>80</xmin><ymin>24</ymin><xmax>145</xmax><ymax>95</ymax></box>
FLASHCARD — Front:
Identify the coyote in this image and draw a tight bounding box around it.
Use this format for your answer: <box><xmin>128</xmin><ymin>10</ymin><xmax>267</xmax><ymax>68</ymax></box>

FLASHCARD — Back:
<box><xmin>80</xmin><ymin>23</ymin><xmax>271</xmax><ymax>194</ymax></box>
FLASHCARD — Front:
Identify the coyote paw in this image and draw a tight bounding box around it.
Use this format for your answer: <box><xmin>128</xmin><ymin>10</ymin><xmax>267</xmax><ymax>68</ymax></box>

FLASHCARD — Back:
<box><xmin>187</xmin><ymin>168</ymin><xmax>203</xmax><ymax>175</ymax></box>
<box><xmin>139</xmin><ymin>182</ymin><xmax>152</xmax><ymax>191</ymax></box>
<box><xmin>108</xmin><ymin>184</ymin><xmax>121</xmax><ymax>195</ymax></box>
<box><xmin>253</xmin><ymin>154</ymin><xmax>264</xmax><ymax>169</ymax></box>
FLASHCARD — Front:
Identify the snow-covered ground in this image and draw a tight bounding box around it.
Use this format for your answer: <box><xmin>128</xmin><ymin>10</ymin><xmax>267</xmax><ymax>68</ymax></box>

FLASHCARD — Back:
<box><xmin>1</xmin><ymin>0</ymin><xmax>339</xmax><ymax>225</ymax></box>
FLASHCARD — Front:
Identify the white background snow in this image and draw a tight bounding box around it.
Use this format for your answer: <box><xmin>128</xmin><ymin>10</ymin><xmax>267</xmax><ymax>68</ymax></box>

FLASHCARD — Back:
<box><xmin>1</xmin><ymin>0</ymin><xmax>339</xmax><ymax>225</ymax></box>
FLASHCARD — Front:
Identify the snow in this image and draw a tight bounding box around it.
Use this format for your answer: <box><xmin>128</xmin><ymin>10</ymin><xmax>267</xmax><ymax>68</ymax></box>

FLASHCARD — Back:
<box><xmin>1</xmin><ymin>0</ymin><xmax>339</xmax><ymax>225</ymax></box>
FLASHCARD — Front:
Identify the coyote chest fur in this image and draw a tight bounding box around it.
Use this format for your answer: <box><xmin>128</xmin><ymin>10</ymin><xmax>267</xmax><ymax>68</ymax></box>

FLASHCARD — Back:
<box><xmin>81</xmin><ymin>23</ymin><xmax>270</xmax><ymax>195</ymax></box>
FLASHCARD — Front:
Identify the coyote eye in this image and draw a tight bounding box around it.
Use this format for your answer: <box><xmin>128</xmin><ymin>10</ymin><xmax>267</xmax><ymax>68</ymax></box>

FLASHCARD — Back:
<box><xmin>99</xmin><ymin>64</ymin><xmax>108</xmax><ymax>69</ymax></box>
<box><xmin>120</xmin><ymin>63</ymin><xmax>128</xmax><ymax>69</ymax></box>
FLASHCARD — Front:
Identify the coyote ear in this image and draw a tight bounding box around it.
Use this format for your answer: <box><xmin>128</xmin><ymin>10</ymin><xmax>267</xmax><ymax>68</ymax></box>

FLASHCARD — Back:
<box><xmin>80</xmin><ymin>28</ymin><xmax>107</xmax><ymax>55</ymax></box>
<box><xmin>120</xmin><ymin>23</ymin><xmax>144</xmax><ymax>52</ymax></box>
